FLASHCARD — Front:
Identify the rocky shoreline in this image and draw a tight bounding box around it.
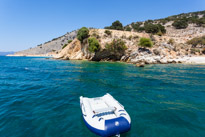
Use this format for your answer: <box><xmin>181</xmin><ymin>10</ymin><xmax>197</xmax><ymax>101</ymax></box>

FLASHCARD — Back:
<box><xmin>7</xmin><ymin>53</ymin><xmax>205</xmax><ymax>66</ymax></box>
<box><xmin>8</xmin><ymin>27</ymin><xmax>205</xmax><ymax>66</ymax></box>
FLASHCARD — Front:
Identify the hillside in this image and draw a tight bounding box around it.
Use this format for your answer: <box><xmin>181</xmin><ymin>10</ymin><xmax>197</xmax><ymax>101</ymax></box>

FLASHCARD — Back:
<box><xmin>10</xmin><ymin>10</ymin><xmax>205</xmax><ymax>64</ymax></box>
<box><xmin>11</xmin><ymin>30</ymin><xmax>78</xmax><ymax>56</ymax></box>
<box><xmin>54</xmin><ymin>27</ymin><xmax>205</xmax><ymax>64</ymax></box>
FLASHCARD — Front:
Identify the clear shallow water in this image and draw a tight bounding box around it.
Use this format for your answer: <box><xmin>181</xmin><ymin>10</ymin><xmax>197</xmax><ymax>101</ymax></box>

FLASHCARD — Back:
<box><xmin>0</xmin><ymin>56</ymin><xmax>205</xmax><ymax>137</ymax></box>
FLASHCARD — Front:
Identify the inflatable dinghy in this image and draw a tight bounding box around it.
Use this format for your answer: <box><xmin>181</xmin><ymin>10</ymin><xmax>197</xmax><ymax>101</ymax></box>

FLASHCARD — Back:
<box><xmin>80</xmin><ymin>93</ymin><xmax>131</xmax><ymax>137</ymax></box>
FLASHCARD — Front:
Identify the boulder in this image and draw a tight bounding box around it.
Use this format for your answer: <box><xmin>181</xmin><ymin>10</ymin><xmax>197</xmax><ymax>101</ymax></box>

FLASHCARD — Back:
<box><xmin>121</xmin><ymin>55</ymin><xmax>130</xmax><ymax>62</ymax></box>
<box><xmin>136</xmin><ymin>63</ymin><xmax>145</xmax><ymax>67</ymax></box>
<box><xmin>161</xmin><ymin>43</ymin><xmax>174</xmax><ymax>50</ymax></box>
<box><xmin>160</xmin><ymin>58</ymin><xmax>168</xmax><ymax>64</ymax></box>
<box><xmin>130</xmin><ymin>51</ymin><xmax>139</xmax><ymax>58</ymax></box>
<box><xmin>153</xmin><ymin>49</ymin><xmax>161</xmax><ymax>55</ymax></box>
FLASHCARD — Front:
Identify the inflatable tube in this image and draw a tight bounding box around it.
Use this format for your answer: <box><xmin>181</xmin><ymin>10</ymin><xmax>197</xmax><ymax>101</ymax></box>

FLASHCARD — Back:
<box><xmin>80</xmin><ymin>93</ymin><xmax>131</xmax><ymax>137</ymax></box>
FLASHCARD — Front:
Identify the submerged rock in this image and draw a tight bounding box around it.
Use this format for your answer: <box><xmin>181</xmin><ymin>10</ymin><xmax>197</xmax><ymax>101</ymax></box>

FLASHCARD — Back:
<box><xmin>136</xmin><ymin>63</ymin><xmax>145</xmax><ymax>67</ymax></box>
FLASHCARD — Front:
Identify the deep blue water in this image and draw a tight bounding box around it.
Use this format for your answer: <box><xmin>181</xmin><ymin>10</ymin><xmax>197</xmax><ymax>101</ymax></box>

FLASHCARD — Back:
<box><xmin>0</xmin><ymin>56</ymin><xmax>205</xmax><ymax>137</ymax></box>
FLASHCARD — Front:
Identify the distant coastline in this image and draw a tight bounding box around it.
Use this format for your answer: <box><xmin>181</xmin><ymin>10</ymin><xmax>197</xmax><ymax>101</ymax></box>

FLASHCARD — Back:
<box><xmin>0</xmin><ymin>52</ymin><xmax>15</xmax><ymax>56</ymax></box>
<box><xmin>6</xmin><ymin>54</ymin><xmax>53</xmax><ymax>57</ymax></box>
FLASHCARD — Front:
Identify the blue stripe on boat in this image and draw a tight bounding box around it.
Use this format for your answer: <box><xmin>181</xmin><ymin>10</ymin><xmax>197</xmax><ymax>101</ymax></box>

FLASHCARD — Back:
<box><xmin>120</xmin><ymin>113</ymin><xmax>126</xmax><ymax>116</ymax></box>
<box><xmin>83</xmin><ymin>115</ymin><xmax>131</xmax><ymax>137</ymax></box>
<box><xmin>118</xmin><ymin>110</ymin><xmax>125</xmax><ymax>112</ymax></box>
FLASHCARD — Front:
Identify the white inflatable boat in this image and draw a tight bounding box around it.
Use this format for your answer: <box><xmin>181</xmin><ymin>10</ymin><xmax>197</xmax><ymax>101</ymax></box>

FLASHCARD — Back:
<box><xmin>80</xmin><ymin>93</ymin><xmax>131</xmax><ymax>137</ymax></box>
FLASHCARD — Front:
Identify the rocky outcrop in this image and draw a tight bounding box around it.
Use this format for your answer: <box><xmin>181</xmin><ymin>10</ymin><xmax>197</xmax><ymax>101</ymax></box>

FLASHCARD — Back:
<box><xmin>53</xmin><ymin>39</ymin><xmax>93</xmax><ymax>60</ymax></box>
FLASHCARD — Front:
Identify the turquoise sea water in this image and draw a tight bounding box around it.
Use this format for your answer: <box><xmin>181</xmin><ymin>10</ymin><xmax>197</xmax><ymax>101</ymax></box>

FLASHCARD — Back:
<box><xmin>0</xmin><ymin>56</ymin><xmax>205</xmax><ymax>137</ymax></box>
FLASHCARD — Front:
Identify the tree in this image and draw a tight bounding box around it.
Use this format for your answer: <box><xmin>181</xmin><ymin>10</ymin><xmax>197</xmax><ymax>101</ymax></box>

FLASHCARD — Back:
<box><xmin>172</xmin><ymin>20</ymin><xmax>188</xmax><ymax>29</ymax></box>
<box><xmin>156</xmin><ymin>24</ymin><xmax>166</xmax><ymax>34</ymax></box>
<box><xmin>139</xmin><ymin>38</ymin><xmax>153</xmax><ymax>48</ymax></box>
<box><xmin>104</xmin><ymin>20</ymin><xmax>123</xmax><ymax>30</ymax></box>
<box><xmin>88</xmin><ymin>37</ymin><xmax>100</xmax><ymax>53</ymax></box>
<box><xmin>77</xmin><ymin>27</ymin><xmax>89</xmax><ymax>43</ymax></box>
<box><xmin>105</xmin><ymin>39</ymin><xmax>127</xmax><ymax>53</ymax></box>
<box><xmin>144</xmin><ymin>23</ymin><xmax>166</xmax><ymax>34</ymax></box>
<box><xmin>144</xmin><ymin>23</ymin><xmax>159</xmax><ymax>34</ymax></box>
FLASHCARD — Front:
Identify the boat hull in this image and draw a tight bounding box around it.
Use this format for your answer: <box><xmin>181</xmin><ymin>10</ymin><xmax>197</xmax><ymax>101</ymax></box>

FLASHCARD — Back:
<box><xmin>83</xmin><ymin>116</ymin><xmax>131</xmax><ymax>137</ymax></box>
<box><xmin>80</xmin><ymin>93</ymin><xmax>131</xmax><ymax>137</ymax></box>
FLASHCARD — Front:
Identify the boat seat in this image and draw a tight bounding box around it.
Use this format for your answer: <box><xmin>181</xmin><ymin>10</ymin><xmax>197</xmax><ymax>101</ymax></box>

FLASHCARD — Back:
<box><xmin>93</xmin><ymin>107</ymin><xmax>116</xmax><ymax>114</ymax></box>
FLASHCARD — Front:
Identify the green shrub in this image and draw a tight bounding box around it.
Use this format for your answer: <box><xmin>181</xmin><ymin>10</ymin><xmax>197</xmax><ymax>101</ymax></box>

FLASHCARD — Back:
<box><xmin>144</xmin><ymin>23</ymin><xmax>166</xmax><ymax>34</ymax></box>
<box><xmin>190</xmin><ymin>48</ymin><xmax>200</xmax><ymax>53</ymax></box>
<box><xmin>158</xmin><ymin>19</ymin><xmax>168</xmax><ymax>25</ymax></box>
<box><xmin>195</xmin><ymin>18</ymin><xmax>205</xmax><ymax>27</ymax></box>
<box><xmin>139</xmin><ymin>38</ymin><xmax>153</xmax><ymax>48</ymax></box>
<box><xmin>105</xmin><ymin>20</ymin><xmax>123</xmax><ymax>30</ymax></box>
<box><xmin>92</xmin><ymin>32</ymin><xmax>100</xmax><ymax>39</ymax></box>
<box><xmin>187</xmin><ymin>36</ymin><xmax>205</xmax><ymax>47</ymax></box>
<box><xmin>104</xmin><ymin>30</ymin><xmax>112</xmax><ymax>35</ymax></box>
<box><xmin>168</xmin><ymin>38</ymin><xmax>175</xmax><ymax>45</ymax></box>
<box><xmin>88</xmin><ymin>37</ymin><xmax>100</xmax><ymax>53</ymax></box>
<box><xmin>156</xmin><ymin>24</ymin><xmax>166</xmax><ymax>33</ymax></box>
<box><xmin>133</xmin><ymin>35</ymin><xmax>139</xmax><ymax>39</ymax></box>
<box><xmin>187</xmin><ymin>16</ymin><xmax>198</xmax><ymax>24</ymax></box>
<box><xmin>125</xmin><ymin>26</ymin><xmax>132</xmax><ymax>31</ymax></box>
<box><xmin>145</xmin><ymin>20</ymin><xmax>154</xmax><ymax>24</ymax></box>
<box><xmin>156</xmin><ymin>31</ymin><xmax>163</xmax><ymax>36</ymax></box>
<box><xmin>68</xmin><ymin>40</ymin><xmax>72</xmax><ymax>44</ymax></box>
<box><xmin>105</xmin><ymin>39</ymin><xmax>127</xmax><ymax>53</ymax></box>
<box><xmin>137</xmin><ymin>27</ymin><xmax>145</xmax><ymax>32</ymax></box>
<box><xmin>154</xmin><ymin>11</ymin><xmax>205</xmax><ymax>27</ymax></box>
<box><xmin>77</xmin><ymin>27</ymin><xmax>89</xmax><ymax>43</ymax></box>
<box><xmin>128</xmin><ymin>35</ymin><xmax>132</xmax><ymax>40</ymax></box>
<box><xmin>172</xmin><ymin>20</ymin><xmax>188</xmax><ymax>29</ymax></box>
<box><xmin>62</xmin><ymin>44</ymin><xmax>68</xmax><ymax>49</ymax></box>
<box><xmin>131</xmin><ymin>22</ymin><xmax>143</xmax><ymax>32</ymax></box>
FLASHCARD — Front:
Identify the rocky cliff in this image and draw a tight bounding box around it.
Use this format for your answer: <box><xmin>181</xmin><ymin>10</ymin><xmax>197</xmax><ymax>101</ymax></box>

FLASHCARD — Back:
<box><xmin>54</xmin><ymin>27</ymin><xmax>205</xmax><ymax>65</ymax></box>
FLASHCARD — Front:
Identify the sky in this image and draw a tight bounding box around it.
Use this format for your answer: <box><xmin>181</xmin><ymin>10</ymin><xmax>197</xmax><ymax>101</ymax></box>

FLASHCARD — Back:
<box><xmin>0</xmin><ymin>0</ymin><xmax>204</xmax><ymax>52</ymax></box>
